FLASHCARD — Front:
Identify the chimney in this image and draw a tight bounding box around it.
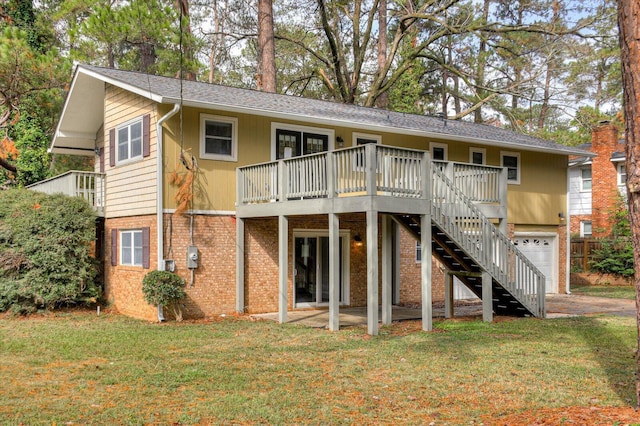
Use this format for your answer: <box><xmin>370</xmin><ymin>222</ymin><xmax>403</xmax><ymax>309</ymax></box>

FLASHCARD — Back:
<box><xmin>591</xmin><ymin>121</ymin><xmax>618</xmax><ymax>152</ymax></box>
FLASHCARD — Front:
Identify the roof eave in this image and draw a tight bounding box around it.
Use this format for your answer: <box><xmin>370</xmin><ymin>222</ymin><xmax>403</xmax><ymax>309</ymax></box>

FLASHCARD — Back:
<box><xmin>165</xmin><ymin>96</ymin><xmax>591</xmax><ymax>157</ymax></box>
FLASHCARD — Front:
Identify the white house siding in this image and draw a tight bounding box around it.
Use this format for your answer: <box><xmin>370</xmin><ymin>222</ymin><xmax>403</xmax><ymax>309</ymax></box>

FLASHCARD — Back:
<box><xmin>568</xmin><ymin>166</ymin><xmax>592</xmax><ymax>215</ymax></box>
<box><xmin>103</xmin><ymin>85</ymin><xmax>158</xmax><ymax>218</ymax></box>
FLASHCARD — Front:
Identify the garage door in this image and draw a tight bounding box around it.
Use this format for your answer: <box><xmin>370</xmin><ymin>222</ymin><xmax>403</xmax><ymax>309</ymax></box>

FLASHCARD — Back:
<box><xmin>513</xmin><ymin>236</ymin><xmax>556</xmax><ymax>293</ymax></box>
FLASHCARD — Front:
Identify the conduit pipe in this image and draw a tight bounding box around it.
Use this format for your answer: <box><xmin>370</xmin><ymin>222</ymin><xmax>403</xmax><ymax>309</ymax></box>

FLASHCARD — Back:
<box><xmin>156</xmin><ymin>104</ymin><xmax>181</xmax><ymax>272</ymax></box>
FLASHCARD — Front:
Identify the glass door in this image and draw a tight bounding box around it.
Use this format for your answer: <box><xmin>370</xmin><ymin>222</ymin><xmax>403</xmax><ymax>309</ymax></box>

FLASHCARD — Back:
<box><xmin>294</xmin><ymin>235</ymin><xmax>343</xmax><ymax>306</ymax></box>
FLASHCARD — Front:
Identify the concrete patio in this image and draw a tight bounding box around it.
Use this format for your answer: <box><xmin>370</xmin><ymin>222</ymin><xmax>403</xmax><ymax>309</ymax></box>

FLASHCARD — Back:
<box><xmin>251</xmin><ymin>294</ymin><xmax>636</xmax><ymax>329</ymax></box>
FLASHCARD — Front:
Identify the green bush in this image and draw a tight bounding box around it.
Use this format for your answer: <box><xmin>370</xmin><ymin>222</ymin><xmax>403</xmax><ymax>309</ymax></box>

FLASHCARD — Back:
<box><xmin>0</xmin><ymin>189</ymin><xmax>99</xmax><ymax>313</ymax></box>
<box><xmin>142</xmin><ymin>270</ymin><xmax>186</xmax><ymax>321</ymax></box>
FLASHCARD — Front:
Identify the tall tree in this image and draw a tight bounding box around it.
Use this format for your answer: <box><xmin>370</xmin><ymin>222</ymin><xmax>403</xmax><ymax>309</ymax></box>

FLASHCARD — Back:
<box><xmin>257</xmin><ymin>0</ymin><xmax>276</xmax><ymax>92</ymax></box>
<box><xmin>617</xmin><ymin>0</ymin><xmax>640</xmax><ymax>407</ymax></box>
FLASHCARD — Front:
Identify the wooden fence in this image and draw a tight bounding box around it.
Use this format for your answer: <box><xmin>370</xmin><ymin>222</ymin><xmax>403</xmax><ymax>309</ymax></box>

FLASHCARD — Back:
<box><xmin>570</xmin><ymin>238</ymin><xmax>604</xmax><ymax>272</ymax></box>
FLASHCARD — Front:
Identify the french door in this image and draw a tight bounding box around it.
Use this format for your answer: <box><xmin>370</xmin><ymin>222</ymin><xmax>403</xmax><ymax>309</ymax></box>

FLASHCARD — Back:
<box><xmin>276</xmin><ymin>129</ymin><xmax>329</xmax><ymax>159</ymax></box>
<box><xmin>294</xmin><ymin>232</ymin><xmax>348</xmax><ymax>307</ymax></box>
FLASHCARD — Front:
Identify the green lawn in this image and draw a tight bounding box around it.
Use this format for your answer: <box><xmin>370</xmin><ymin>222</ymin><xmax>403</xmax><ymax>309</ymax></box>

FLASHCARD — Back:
<box><xmin>0</xmin><ymin>311</ymin><xmax>637</xmax><ymax>425</ymax></box>
<box><xmin>571</xmin><ymin>285</ymin><xmax>637</xmax><ymax>300</ymax></box>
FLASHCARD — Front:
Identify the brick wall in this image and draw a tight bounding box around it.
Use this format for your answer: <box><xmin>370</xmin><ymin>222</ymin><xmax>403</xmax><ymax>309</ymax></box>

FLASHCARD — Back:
<box><xmin>104</xmin><ymin>215</ymin><xmax>158</xmax><ymax>320</ymax></box>
<box><xmin>104</xmin><ymin>213</ymin><xmax>238</xmax><ymax>321</ymax></box>
<box><xmin>590</xmin><ymin>123</ymin><xmax>624</xmax><ymax>237</ymax></box>
<box><xmin>398</xmin><ymin>228</ymin><xmax>446</xmax><ymax>306</ymax></box>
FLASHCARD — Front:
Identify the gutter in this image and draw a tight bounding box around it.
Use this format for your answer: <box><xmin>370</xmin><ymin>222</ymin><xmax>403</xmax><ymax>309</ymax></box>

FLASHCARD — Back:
<box><xmin>156</xmin><ymin>104</ymin><xmax>181</xmax><ymax>273</ymax></box>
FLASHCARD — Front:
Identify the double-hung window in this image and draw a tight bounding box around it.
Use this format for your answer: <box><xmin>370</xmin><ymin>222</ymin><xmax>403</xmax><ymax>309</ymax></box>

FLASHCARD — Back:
<box><xmin>117</xmin><ymin>119</ymin><xmax>143</xmax><ymax>163</ymax></box>
<box><xmin>430</xmin><ymin>142</ymin><xmax>448</xmax><ymax>161</ymax></box>
<box><xmin>580</xmin><ymin>221</ymin><xmax>592</xmax><ymax>238</ymax></box>
<box><xmin>501</xmin><ymin>151</ymin><xmax>520</xmax><ymax>184</ymax></box>
<box><xmin>618</xmin><ymin>163</ymin><xmax>627</xmax><ymax>186</ymax></box>
<box><xmin>120</xmin><ymin>230</ymin><xmax>143</xmax><ymax>266</ymax></box>
<box><xmin>200</xmin><ymin>114</ymin><xmax>238</xmax><ymax>161</ymax></box>
<box><xmin>581</xmin><ymin>168</ymin><xmax>592</xmax><ymax>191</ymax></box>
<box><xmin>470</xmin><ymin>148</ymin><xmax>486</xmax><ymax>165</ymax></box>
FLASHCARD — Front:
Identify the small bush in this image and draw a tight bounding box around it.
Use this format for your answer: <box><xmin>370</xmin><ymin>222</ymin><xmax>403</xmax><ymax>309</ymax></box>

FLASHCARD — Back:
<box><xmin>0</xmin><ymin>189</ymin><xmax>99</xmax><ymax>313</ymax></box>
<box><xmin>142</xmin><ymin>270</ymin><xmax>186</xmax><ymax>321</ymax></box>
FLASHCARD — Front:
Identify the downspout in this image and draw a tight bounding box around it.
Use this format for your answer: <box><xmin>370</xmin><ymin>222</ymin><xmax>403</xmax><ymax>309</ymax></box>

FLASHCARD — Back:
<box><xmin>156</xmin><ymin>104</ymin><xmax>181</xmax><ymax>321</ymax></box>
<box><xmin>566</xmin><ymin>166</ymin><xmax>571</xmax><ymax>294</ymax></box>
<box><xmin>157</xmin><ymin>103</ymin><xmax>181</xmax><ymax>271</ymax></box>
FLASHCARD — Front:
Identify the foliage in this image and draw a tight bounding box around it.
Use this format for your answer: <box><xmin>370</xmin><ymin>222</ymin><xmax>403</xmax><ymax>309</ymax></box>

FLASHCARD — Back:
<box><xmin>0</xmin><ymin>189</ymin><xmax>99</xmax><ymax>313</ymax></box>
<box><xmin>0</xmin><ymin>313</ymin><xmax>637</xmax><ymax>423</ymax></box>
<box><xmin>141</xmin><ymin>270</ymin><xmax>186</xmax><ymax>321</ymax></box>
<box><xmin>590</xmin><ymin>195</ymin><xmax>633</xmax><ymax>277</ymax></box>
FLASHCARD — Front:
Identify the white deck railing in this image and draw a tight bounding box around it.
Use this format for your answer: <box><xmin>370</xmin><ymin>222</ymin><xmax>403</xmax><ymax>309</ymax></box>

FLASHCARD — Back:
<box><xmin>27</xmin><ymin>171</ymin><xmax>106</xmax><ymax>216</ymax></box>
<box><xmin>237</xmin><ymin>144</ymin><xmax>502</xmax><ymax>204</ymax></box>
<box><xmin>431</xmin><ymin>165</ymin><xmax>545</xmax><ymax>317</ymax></box>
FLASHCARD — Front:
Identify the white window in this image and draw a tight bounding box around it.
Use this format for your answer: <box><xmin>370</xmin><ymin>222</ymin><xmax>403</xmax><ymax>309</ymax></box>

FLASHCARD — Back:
<box><xmin>580</xmin><ymin>168</ymin><xmax>592</xmax><ymax>191</ymax></box>
<box><xmin>580</xmin><ymin>221</ymin><xmax>592</xmax><ymax>238</ymax></box>
<box><xmin>430</xmin><ymin>142</ymin><xmax>448</xmax><ymax>161</ymax></box>
<box><xmin>618</xmin><ymin>163</ymin><xmax>627</xmax><ymax>186</ymax></box>
<box><xmin>117</xmin><ymin>118</ymin><xmax>143</xmax><ymax>163</ymax></box>
<box><xmin>200</xmin><ymin>114</ymin><xmax>238</xmax><ymax>161</ymax></box>
<box><xmin>501</xmin><ymin>151</ymin><xmax>520</xmax><ymax>184</ymax></box>
<box><xmin>353</xmin><ymin>132</ymin><xmax>381</xmax><ymax>146</ymax></box>
<box><xmin>120</xmin><ymin>230</ymin><xmax>143</xmax><ymax>266</ymax></box>
<box><xmin>469</xmin><ymin>147</ymin><xmax>486</xmax><ymax>165</ymax></box>
<box><xmin>416</xmin><ymin>241</ymin><xmax>422</xmax><ymax>263</ymax></box>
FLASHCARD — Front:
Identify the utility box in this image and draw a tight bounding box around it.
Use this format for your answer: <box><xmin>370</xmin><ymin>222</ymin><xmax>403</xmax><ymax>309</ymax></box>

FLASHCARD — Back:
<box><xmin>187</xmin><ymin>245</ymin><xmax>198</xmax><ymax>269</ymax></box>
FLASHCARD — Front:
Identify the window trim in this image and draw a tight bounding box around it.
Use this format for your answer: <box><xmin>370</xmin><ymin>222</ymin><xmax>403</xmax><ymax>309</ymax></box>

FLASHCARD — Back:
<box><xmin>580</xmin><ymin>221</ymin><xmax>592</xmax><ymax>238</ymax></box>
<box><xmin>580</xmin><ymin>167</ymin><xmax>593</xmax><ymax>192</ymax></box>
<box><xmin>271</xmin><ymin>122</ymin><xmax>334</xmax><ymax>161</ymax></box>
<box><xmin>617</xmin><ymin>163</ymin><xmax>627</xmax><ymax>187</ymax></box>
<box><xmin>501</xmin><ymin>151</ymin><xmax>521</xmax><ymax>184</ymax></box>
<box><xmin>120</xmin><ymin>229</ymin><xmax>143</xmax><ymax>267</ymax></box>
<box><xmin>199</xmin><ymin>114</ymin><xmax>238</xmax><ymax>162</ymax></box>
<box><xmin>352</xmin><ymin>132</ymin><xmax>382</xmax><ymax>146</ymax></box>
<box><xmin>469</xmin><ymin>147</ymin><xmax>486</xmax><ymax>165</ymax></box>
<box><xmin>430</xmin><ymin>142</ymin><xmax>448</xmax><ymax>161</ymax></box>
<box><xmin>116</xmin><ymin>117</ymin><xmax>144</xmax><ymax>165</ymax></box>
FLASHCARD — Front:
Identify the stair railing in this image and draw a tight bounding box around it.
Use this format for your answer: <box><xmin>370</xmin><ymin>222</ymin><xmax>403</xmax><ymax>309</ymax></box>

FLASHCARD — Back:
<box><xmin>431</xmin><ymin>165</ymin><xmax>545</xmax><ymax>317</ymax></box>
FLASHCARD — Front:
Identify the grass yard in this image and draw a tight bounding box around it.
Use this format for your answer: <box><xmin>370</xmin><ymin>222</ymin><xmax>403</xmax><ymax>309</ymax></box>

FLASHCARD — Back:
<box><xmin>1</xmin><ymin>311</ymin><xmax>639</xmax><ymax>425</ymax></box>
<box><xmin>571</xmin><ymin>285</ymin><xmax>637</xmax><ymax>300</ymax></box>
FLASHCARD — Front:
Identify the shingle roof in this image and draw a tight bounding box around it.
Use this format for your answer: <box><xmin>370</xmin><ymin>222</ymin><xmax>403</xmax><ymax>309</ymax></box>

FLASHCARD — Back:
<box><xmin>80</xmin><ymin>64</ymin><xmax>590</xmax><ymax>156</ymax></box>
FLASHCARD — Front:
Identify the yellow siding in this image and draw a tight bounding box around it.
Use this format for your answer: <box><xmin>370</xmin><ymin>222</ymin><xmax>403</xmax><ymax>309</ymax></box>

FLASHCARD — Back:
<box><xmin>157</xmin><ymin>105</ymin><xmax>566</xmax><ymax>225</ymax></box>
<box><xmin>104</xmin><ymin>86</ymin><xmax>158</xmax><ymax>218</ymax></box>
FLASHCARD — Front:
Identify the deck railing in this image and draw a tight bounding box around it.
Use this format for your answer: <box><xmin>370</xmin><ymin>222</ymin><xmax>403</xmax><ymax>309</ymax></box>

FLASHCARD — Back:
<box><xmin>431</xmin><ymin>165</ymin><xmax>545</xmax><ymax>317</ymax></box>
<box><xmin>237</xmin><ymin>144</ymin><xmax>501</xmax><ymax>205</ymax></box>
<box><xmin>27</xmin><ymin>171</ymin><xmax>106</xmax><ymax>216</ymax></box>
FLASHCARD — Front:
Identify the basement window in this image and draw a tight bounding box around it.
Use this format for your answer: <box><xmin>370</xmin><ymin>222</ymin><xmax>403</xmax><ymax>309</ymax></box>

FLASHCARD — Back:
<box><xmin>120</xmin><ymin>230</ymin><xmax>143</xmax><ymax>266</ymax></box>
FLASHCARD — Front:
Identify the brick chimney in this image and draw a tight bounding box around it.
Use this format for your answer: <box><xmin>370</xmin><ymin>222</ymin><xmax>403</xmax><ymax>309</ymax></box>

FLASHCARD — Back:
<box><xmin>590</xmin><ymin>121</ymin><xmax>623</xmax><ymax>237</ymax></box>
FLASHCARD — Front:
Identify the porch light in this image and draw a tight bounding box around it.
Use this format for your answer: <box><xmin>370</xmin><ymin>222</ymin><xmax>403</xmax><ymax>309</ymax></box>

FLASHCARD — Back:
<box><xmin>353</xmin><ymin>234</ymin><xmax>363</xmax><ymax>247</ymax></box>
<box><xmin>558</xmin><ymin>212</ymin><xmax>565</xmax><ymax>220</ymax></box>
<box><xmin>336</xmin><ymin>136</ymin><xmax>344</xmax><ymax>147</ymax></box>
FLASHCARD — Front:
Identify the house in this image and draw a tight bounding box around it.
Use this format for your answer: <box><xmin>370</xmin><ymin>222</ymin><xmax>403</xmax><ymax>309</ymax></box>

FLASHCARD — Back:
<box><xmin>569</xmin><ymin>121</ymin><xmax>625</xmax><ymax>238</ymax></box>
<box><xmin>32</xmin><ymin>65</ymin><xmax>590</xmax><ymax>335</ymax></box>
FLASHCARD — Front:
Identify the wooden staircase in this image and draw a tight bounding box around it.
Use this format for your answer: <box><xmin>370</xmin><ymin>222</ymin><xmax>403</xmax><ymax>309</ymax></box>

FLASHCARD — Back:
<box><xmin>393</xmin><ymin>165</ymin><xmax>546</xmax><ymax>318</ymax></box>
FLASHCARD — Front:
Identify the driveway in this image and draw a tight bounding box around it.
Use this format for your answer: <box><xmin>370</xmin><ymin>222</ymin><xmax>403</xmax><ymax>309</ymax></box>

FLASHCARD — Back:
<box><xmin>546</xmin><ymin>293</ymin><xmax>636</xmax><ymax>318</ymax></box>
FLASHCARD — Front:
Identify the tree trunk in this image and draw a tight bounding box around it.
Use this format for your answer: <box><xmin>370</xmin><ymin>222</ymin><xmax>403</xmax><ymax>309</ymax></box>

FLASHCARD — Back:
<box><xmin>257</xmin><ymin>0</ymin><xmax>277</xmax><ymax>92</ymax></box>
<box><xmin>474</xmin><ymin>0</ymin><xmax>491</xmax><ymax>123</ymax></box>
<box><xmin>617</xmin><ymin>0</ymin><xmax>640</xmax><ymax>408</ymax></box>
<box><xmin>375</xmin><ymin>0</ymin><xmax>388</xmax><ymax>109</ymax></box>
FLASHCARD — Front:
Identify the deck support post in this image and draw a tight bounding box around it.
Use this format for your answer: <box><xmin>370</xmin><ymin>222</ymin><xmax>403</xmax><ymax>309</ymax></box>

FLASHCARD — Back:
<box><xmin>444</xmin><ymin>270</ymin><xmax>454</xmax><ymax>319</ymax></box>
<box><xmin>328</xmin><ymin>213</ymin><xmax>340</xmax><ymax>331</ymax></box>
<box><xmin>382</xmin><ymin>215</ymin><xmax>393</xmax><ymax>325</ymax></box>
<box><xmin>482</xmin><ymin>271</ymin><xmax>493</xmax><ymax>322</ymax></box>
<box><xmin>366</xmin><ymin>209</ymin><xmax>379</xmax><ymax>335</ymax></box>
<box><xmin>236</xmin><ymin>217</ymin><xmax>245</xmax><ymax>313</ymax></box>
<box><xmin>278</xmin><ymin>215</ymin><xmax>288</xmax><ymax>324</ymax></box>
<box><xmin>421</xmin><ymin>213</ymin><xmax>432</xmax><ymax>331</ymax></box>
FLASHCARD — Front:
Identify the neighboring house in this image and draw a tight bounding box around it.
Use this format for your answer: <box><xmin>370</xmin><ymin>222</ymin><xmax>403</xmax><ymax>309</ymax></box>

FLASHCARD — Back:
<box><xmin>31</xmin><ymin>65</ymin><xmax>590</xmax><ymax>335</ymax></box>
<box><xmin>569</xmin><ymin>122</ymin><xmax>625</xmax><ymax>238</ymax></box>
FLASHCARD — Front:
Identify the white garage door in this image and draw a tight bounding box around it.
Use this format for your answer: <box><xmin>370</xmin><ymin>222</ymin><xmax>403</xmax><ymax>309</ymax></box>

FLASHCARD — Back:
<box><xmin>513</xmin><ymin>235</ymin><xmax>557</xmax><ymax>293</ymax></box>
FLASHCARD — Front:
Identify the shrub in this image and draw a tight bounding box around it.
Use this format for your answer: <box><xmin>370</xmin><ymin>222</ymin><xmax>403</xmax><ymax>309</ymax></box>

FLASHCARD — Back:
<box><xmin>142</xmin><ymin>270</ymin><xmax>186</xmax><ymax>321</ymax></box>
<box><xmin>0</xmin><ymin>189</ymin><xmax>99</xmax><ymax>313</ymax></box>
